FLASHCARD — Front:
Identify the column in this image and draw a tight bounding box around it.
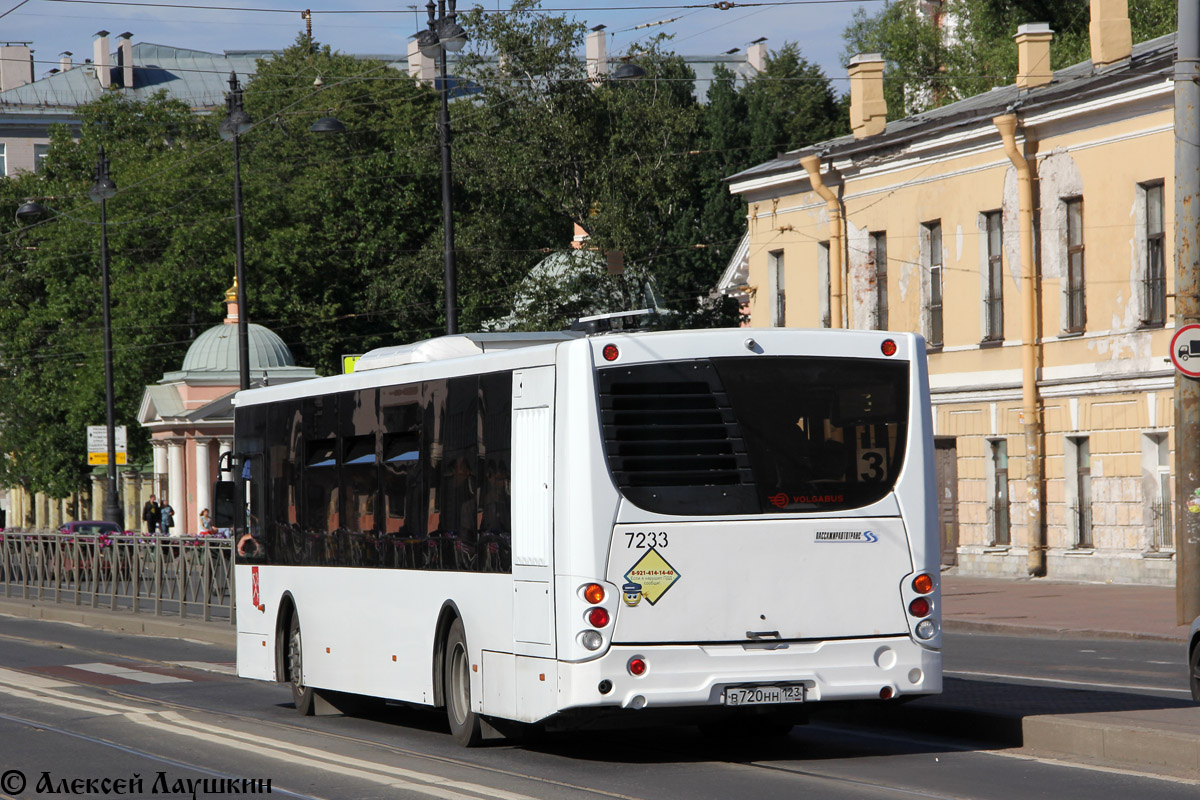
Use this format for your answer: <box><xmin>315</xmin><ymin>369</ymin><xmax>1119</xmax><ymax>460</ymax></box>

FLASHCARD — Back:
<box><xmin>123</xmin><ymin>472</ymin><xmax>140</xmax><ymax>532</ymax></box>
<box><xmin>89</xmin><ymin>477</ymin><xmax>104</xmax><ymax>521</ymax></box>
<box><xmin>48</xmin><ymin>498</ymin><xmax>61</xmax><ymax>530</ymax></box>
<box><xmin>195</xmin><ymin>438</ymin><xmax>212</xmax><ymax>534</ymax></box>
<box><xmin>218</xmin><ymin>439</ymin><xmax>232</xmax><ymax>477</ymax></box>
<box><xmin>152</xmin><ymin>442</ymin><xmax>168</xmax><ymax>500</ymax></box>
<box><xmin>167</xmin><ymin>440</ymin><xmax>185</xmax><ymax>535</ymax></box>
<box><xmin>34</xmin><ymin>491</ymin><xmax>46</xmax><ymax>530</ymax></box>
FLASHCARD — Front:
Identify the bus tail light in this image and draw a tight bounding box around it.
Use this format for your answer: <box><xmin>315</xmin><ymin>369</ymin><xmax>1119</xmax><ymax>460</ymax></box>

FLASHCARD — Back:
<box><xmin>881</xmin><ymin>339</ymin><xmax>897</xmax><ymax>356</ymax></box>
<box><xmin>582</xmin><ymin>583</ymin><xmax>605</xmax><ymax>604</ymax></box>
<box><xmin>912</xmin><ymin>573</ymin><xmax>934</xmax><ymax>594</ymax></box>
<box><xmin>915</xmin><ymin>619</ymin><xmax>938</xmax><ymax>640</ymax></box>
<box><xmin>587</xmin><ymin>607</ymin><xmax>610</xmax><ymax>628</ymax></box>
<box><xmin>628</xmin><ymin>657</ymin><xmax>647</xmax><ymax>677</ymax></box>
<box><xmin>909</xmin><ymin>597</ymin><xmax>931</xmax><ymax>618</ymax></box>
<box><xmin>579</xmin><ymin>630</ymin><xmax>603</xmax><ymax>651</ymax></box>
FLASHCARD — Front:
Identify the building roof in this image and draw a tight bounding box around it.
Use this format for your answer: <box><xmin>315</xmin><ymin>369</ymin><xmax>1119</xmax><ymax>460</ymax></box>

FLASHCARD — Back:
<box><xmin>0</xmin><ymin>44</ymin><xmax>274</xmax><ymax>113</ymax></box>
<box><xmin>727</xmin><ymin>32</ymin><xmax>1177</xmax><ymax>186</ymax></box>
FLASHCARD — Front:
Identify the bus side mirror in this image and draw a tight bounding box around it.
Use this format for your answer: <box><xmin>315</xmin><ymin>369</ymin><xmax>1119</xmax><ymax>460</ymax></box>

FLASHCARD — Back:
<box><xmin>213</xmin><ymin>481</ymin><xmax>236</xmax><ymax>528</ymax></box>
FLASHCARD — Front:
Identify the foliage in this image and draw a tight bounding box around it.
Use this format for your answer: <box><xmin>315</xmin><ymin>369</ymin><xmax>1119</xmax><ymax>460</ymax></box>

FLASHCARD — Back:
<box><xmin>843</xmin><ymin>0</ymin><xmax>1177</xmax><ymax>115</ymax></box>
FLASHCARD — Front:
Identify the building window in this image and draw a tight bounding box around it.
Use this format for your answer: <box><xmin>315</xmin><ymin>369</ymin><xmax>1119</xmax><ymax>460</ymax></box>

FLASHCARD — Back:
<box><xmin>817</xmin><ymin>241</ymin><xmax>831</xmax><ymax>328</ymax></box>
<box><xmin>1065</xmin><ymin>197</ymin><xmax>1086</xmax><ymax>332</ymax></box>
<box><xmin>1142</xmin><ymin>181</ymin><xmax>1166</xmax><ymax>327</ymax></box>
<box><xmin>768</xmin><ymin>250</ymin><xmax>785</xmax><ymax>326</ymax></box>
<box><xmin>0</xmin><ymin>143</ymin><xmax>6</xmax><ymax>177</ymax></box>
<box><xmin>1068</xmin><ymin>436</ymin><xmax>1093</xmax><ymax>549</ymax></box>
<box><xmin>989</xmin><ymin>439</ymin><xmax>1010</xmax><ymax>546</ymax></box>
<box><xmin>871</xmin><ymin>231</ymin><xmax>888</xmax><ymax>330</ymax></box>
<box><xmin>984</xmin><ymin>211</ymin><xmax>1003</xmax><ymax>341</ymax></box>
<box><xmin>924</xmin><ymin>221</ymin><xmax>943</xmax><ymax>347</ymax></box>
<box><xmin>1142</xmin><ymin>432</ymin><xmax>1172</xmax><ymax>552</ymax></box>
<box><xmin>33</xmin><ymin>144</ymin><xmax>49</xmax><ymax>173</ymax></box>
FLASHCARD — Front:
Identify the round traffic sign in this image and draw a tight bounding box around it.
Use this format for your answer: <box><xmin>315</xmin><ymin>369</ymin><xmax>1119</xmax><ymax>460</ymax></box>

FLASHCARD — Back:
<box><xmin>1170</xmin><ymin>324</ymin><xmax>1200</xmax><ymax>378</ymax></box>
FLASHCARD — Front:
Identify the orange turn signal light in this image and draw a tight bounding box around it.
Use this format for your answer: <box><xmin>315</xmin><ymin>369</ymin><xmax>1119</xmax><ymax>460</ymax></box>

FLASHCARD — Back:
<box><xmin>912</xmin><ymin>574</ymin><xmax>934</xmax><ymax>594</ymax></box>
<box><xmin>583</xmin><ymin>583</ymin><xmax>605</xmax><ymax>604</ymax></box>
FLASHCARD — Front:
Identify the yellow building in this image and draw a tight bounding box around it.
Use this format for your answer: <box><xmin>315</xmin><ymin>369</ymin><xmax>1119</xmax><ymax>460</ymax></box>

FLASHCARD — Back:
<box><xmin>724</xmin><ymin>6</ymin><xmax>1179</xmax><ymax>584</ymax></box>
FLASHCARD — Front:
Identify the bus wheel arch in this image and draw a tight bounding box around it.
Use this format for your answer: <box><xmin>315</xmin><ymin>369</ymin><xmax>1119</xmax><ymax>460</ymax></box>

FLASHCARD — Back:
<box><xmin>277</xmin><ymin>594</ymin><xmax>314</xmax><ymax>716</ymax></box>
<box><xmin>431</xmin><ymin>601</ymin><xmax>463</xmax><ymax>709</ymax></box>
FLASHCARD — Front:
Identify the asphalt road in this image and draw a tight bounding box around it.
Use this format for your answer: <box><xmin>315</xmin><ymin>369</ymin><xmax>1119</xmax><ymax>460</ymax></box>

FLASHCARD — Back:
<box><xmin>0</xmin><ymin>616</ymin><xmax>1196</xmax><ymax>800</ymax></box>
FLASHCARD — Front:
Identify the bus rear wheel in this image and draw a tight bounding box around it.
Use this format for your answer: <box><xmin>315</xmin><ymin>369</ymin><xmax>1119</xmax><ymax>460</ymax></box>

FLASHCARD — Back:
<box><xmin>443</xmin><ymin>618</ymin><xmax>482</xmax><ymax>747</ymax></box>
<box><xmin>287</xmin><ymin>614</ymin><xmax>315</xmax><ymax>716</ymax></box>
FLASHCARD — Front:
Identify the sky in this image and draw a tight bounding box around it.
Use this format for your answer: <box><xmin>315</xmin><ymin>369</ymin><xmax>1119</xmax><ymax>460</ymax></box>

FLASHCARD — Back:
<box><xmin>1</xmin><ymin>0</ymin><xmax>885</xmax><ymax>89</ymax></box>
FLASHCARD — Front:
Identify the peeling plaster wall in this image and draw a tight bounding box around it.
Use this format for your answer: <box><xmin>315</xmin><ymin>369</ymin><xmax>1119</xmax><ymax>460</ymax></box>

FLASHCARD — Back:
<box><xmin>846</xmin><ymin>220</ymin><xmax>874</xmax><ymax>329</ymax></box>
<box><xmin>1038</xmin><ymin>149</ymin><xmax>1084</xmax><ymax>334</ymax></box>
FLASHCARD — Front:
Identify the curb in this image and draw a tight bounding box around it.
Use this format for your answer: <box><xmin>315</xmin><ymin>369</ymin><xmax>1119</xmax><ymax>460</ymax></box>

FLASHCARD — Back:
<box><xmin>815</xmin><ymin>702</ymin><xmax>1200</xmax><ymax>780</ymax></box>
<box><xmin>944</xmin><ymin>618</ymin><xmax>1188</xmax><ymax>643</ymax></box>
<box><xmin>0</xmin><ymin>598</ymin><xmax>236</xmax><ymax>647</ymax></box>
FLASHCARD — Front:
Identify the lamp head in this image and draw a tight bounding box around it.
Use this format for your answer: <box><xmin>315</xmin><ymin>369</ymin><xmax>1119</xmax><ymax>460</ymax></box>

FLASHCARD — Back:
<box><xmin>310</xmin><ymin>115</ymin><xmax>346</xmax><ymax>134</ymax></box>
<box><xmin>15</xmin><ymin>200</ymin><xmax>47</xmax><ymax>222</ymax></box>
<box><xmin>612</xmin><ymin>62</ymin><xmax>647</xmax><ymax>81</ymax></box>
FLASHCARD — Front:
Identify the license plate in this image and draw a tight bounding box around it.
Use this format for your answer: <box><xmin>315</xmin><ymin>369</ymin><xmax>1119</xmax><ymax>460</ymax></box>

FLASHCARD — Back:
<box><xmin>723</xmin><ymin>684</ymin><xmax>806</xmax><ymax>706</ymax></box>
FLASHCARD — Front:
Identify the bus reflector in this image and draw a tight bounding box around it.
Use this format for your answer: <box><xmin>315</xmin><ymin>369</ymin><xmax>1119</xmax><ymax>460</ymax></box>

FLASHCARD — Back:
<box><xmin>587</xmin><ymin>607</ymin><xmax>610</xmax><ymax>628</ymax></box>
<box><xmin>909</xmin><ymin>597</ymin><xmax>931</xmax><ymax>618</ymax></box>
<box><xmin>881</xmin><ymin>339</ymin><xmax>897</xmax><ymax>356</ymax></box>
<box><xmin>912</xmin><ymin>574</ymin><xmax>934</xmax><ymax>594</ymax></box>
<box><xmin>602</xmin><ymin>344</ymin><xmax>620</xmax><ymax>361</ymax></box>
<box><xmin>583</xmin><ymin>583</ymin><xmax>605</xmax><ymax>604</ymax></box>
<box><xmin>628</xmin><ymin>657</ymin><xmax>647</xmax><ymax>677</ymax></box>
<box><xmin>880</xmin><ymin>686</ymin><xmax>894</xmax><ymax>699</ymax></box>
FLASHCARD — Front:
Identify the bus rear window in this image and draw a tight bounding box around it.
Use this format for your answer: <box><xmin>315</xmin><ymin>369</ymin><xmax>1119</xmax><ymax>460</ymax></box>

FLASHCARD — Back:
<box><xmin>597</xmin><ymin>356</ymin><xmax>910</xmax><ymax>515</ymax></box>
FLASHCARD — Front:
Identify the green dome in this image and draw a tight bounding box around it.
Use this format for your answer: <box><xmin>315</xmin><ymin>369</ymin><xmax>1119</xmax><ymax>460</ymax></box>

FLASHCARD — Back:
<box><xmin>181</xmin><ymin>323</ymin><xmax>296</xmax><ymax>373</ymax></box>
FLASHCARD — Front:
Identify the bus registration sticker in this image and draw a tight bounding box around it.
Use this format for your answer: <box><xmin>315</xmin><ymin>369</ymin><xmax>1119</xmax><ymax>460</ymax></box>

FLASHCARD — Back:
<box><xmin>624</xmin><ymin>548</ymin><xmax>680</xmax><ymax>606</ymax></box>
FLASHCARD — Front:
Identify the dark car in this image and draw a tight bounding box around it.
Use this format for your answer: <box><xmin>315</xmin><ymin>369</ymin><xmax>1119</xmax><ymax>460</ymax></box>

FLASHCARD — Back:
<box><xmin>58</xmin><ymin>520</ymin><xmax>122</xmax><ymax>536</ymax></box>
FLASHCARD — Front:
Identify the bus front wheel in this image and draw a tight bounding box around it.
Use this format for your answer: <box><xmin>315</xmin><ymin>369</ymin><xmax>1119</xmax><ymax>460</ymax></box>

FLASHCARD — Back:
<box><xmin>287</xmin><ymin>614</ymin><xmax>315</xmax><ymax>716</ymax></box>
<box><xmin>443</xmin><ymin>618</ymin><xmax>483</xmax><ymax>747</ymax></box>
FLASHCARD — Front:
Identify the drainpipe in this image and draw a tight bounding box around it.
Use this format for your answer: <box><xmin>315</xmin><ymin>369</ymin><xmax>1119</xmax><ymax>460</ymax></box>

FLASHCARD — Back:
<box><xmin>994</xmin><ymin>113</ymin><xmax>1046</xmax><ymax>577</ymax></box>
<box><xmin>800</xmin><ymin>154</ymin><xmax>843</xmax><ymax>328</ymax></box>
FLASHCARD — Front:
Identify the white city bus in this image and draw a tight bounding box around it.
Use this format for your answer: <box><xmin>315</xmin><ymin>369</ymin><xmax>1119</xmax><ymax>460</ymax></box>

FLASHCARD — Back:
<box><xmin>228</xmin><ymin>328</ymin><xmax>941</xmax><ymax>745</ymax></box>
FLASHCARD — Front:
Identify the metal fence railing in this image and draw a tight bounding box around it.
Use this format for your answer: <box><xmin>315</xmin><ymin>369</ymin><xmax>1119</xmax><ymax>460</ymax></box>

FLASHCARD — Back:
<box><xmin>0</xmin><ymin>532</ymin><xmax>234</xmax><ymax>624</ymax></box>
<box><xmin>1149</xmin><ymin>499</ymin><xmax>1174</xmax><ymax>552</ymax></box>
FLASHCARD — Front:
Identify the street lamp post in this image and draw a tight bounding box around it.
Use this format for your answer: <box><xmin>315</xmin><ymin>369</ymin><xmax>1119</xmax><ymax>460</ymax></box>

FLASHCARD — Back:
<box><xmin>417</xmin><ymin>0</ymin><xmax>467</xmax><ymax>335</ymax></box>
<box><xmin>89</xmin><ymin>146</ymin><xmax>121</xmax><ymax>527</ymax></box>
<box><xmin>220</xmin><ymin>72</ymin><xmax>252</xmax><ymax>392</ymax></box>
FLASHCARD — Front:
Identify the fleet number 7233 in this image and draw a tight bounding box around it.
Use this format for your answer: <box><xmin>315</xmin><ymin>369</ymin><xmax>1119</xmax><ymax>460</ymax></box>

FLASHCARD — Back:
<box><xmin>625</xmin><ymin>531</ymin><xmax>668</xmax><ymax>548</ymax></box>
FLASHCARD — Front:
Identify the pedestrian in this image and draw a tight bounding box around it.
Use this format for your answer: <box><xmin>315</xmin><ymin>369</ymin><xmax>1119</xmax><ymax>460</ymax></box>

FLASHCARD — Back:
<box><xmin>160</xmin><ymin>500</ymin><xmax>175</xmax><ymax>537</ymax></box>
<box><xmin>142</xmin><ymin>494</ymin><xmax>160</xmax><ymax>534</ymax></box>
<box><xmin>198</xmin><ymin>508</ymin><xmax>216</xmax><ymax>535</ymax></box>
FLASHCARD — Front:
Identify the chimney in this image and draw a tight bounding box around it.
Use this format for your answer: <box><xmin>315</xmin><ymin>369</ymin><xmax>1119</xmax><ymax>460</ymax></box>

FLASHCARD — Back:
<box><xmin>848</xmin><ymin>53</ymin><xmax>887</xmax><ymax>139</ymax></box>
<box><xmin>407</xmin><ymin>38</ymin><xmax>435</xmax><ymax>84</ymax></box>
<box><xmin>586</xmin><ymin>28</ymin><xmax>607</xmax><ymax>81</ymax></box>
<box><xmin>93</xmin><ymin>30</ymin><xmax>111</xmax><ymax>89</ymax></box>
<box><xmin>0</xmin><ymin>43</ymin><xmax>34</xmax><ymax>91</ymax></box>
<box><xmin>60</xmin><ymin>51</ymin><xmax>73</xmax><ymax>71</ymax></box>
<box><xmin>1089</xmin><ymin>0</ymin><xmax>1131</xmax><ymax>68</ymax></box>
<box><xmin>747</xmin><ymin>42</ymin><xmax>767</xmax><ymax>72</ymax></box>
<box><xmin>117</xmin><ymin>32</ymin><xmax>133</xmax><ymax>89</ymax></box>
<box><xmin>1014</xmin><ymin>23</ymin><xmax>1053</xmax><ymax>89</ymax></box>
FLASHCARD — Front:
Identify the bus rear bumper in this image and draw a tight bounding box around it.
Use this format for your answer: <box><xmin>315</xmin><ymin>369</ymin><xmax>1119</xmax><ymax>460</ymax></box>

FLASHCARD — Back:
<box><xmin>557</xmin><ymin>636</ymin><xmax>941</xmax><ymax>713</ymax></box>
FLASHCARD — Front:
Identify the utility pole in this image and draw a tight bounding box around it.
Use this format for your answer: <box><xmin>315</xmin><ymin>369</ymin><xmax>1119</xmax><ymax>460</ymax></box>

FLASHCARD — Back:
<box><xmin>1174</xmin><ymin>0</ymin><xmax>1200</xmax><ymax>624</ymax></box>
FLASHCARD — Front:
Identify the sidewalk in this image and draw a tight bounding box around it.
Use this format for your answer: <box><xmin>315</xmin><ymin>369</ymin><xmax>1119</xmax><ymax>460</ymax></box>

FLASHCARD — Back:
<box><xmin>942</xmin><ymin>573</ymin><xmax>1191</xmax><ymax>641</ymax></box>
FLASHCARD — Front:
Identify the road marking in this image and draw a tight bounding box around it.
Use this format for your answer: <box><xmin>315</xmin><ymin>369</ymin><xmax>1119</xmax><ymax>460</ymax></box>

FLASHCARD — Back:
<box><xmin>945</xmin><ymin>669</ymin><xmax>1192</xmax><ymax>695</ymax></box>
<box><xmin>129</xmin><ymin>710</ymin><xmax>543</xmax><ymax>800</ymax></box>
<box><xmin>171</xmin><ymin>660</ymin><xmax>237</xmax><ymax>676</ymax></box>
<box><xmin>69</xmin><ymin>662</ymin><xmax>190</xmax><ymax>684</ymax></box>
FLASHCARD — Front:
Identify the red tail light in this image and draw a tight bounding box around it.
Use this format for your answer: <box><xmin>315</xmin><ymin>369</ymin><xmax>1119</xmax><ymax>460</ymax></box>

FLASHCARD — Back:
<box><xmin>628</xmin><ymin>657</ymin><xmax>647</xmax><ymax>676</ymax></box>
<box><xmin>881</xmin><ymin>339</ymin><xmax>897</xmax><ymax>356</ymax></box>
<box><xmin>602</xmin><ymin>344</ymin><xmax>620</xmax><ymax>361</ymax></box>
<box><xmin>587</xmin><ymin>607</ymin><xmax>610</xmax><ymax>628</ymax></box>
<box><xmin>909</xmin><ymin>597</ymin><xmax>931</xmax><ymax>618</ymax></box>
